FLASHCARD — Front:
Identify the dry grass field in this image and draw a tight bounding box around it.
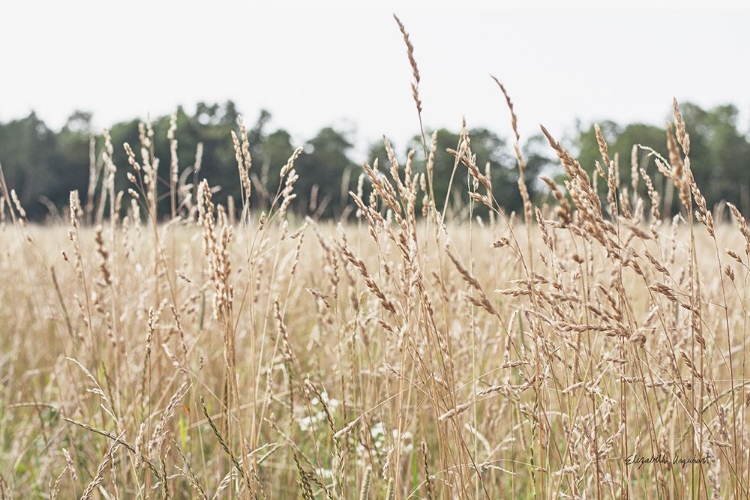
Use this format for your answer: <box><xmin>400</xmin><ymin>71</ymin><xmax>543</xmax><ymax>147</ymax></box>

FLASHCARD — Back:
<box><xmin>1</xmin><ymin>100</ymin><xmax>750</xmax><ymax>500</ymax></box>
<box><xmin>2</xmin><ymin>21</ymin><xmax>750</xmax><ymax>500</ymax></box>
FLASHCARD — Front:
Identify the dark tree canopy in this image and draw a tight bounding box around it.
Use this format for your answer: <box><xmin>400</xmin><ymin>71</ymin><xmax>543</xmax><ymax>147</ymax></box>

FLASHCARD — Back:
<box><xmin>570</xmin><ymin>104</ymin><xmax>750</xmax><ymax>218</ymax></box>
<box><xmin>1</xmin><ymin>101</ymin><xmax>749</xmax><ymax>222</ymax></box>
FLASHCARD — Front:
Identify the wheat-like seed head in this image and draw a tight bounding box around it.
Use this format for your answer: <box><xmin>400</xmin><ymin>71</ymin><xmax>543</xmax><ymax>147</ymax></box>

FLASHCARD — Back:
<box><xmin>393</xmin><ymin>15</ymin><xmax>421</xmax><ymax>113</ymax></box>
<box><xmin>9</xmin><ymin>190</ymin><xmax>27</xmax><ymax>226</ymax></box>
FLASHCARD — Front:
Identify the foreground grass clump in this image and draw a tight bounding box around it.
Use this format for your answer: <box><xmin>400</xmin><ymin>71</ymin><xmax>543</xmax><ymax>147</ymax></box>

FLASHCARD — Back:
<box><xmin>2</xmin><ymin>98</ymin><xmax>750</xmax><ymax>499</ymax></box>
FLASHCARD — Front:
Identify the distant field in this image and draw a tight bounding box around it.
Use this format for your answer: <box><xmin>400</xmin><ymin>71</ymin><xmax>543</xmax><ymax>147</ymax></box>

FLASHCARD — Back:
<box><xmin>1</xmin><ymin>99</ymin><xmax>750</xmax><ymax>499</ymax></box>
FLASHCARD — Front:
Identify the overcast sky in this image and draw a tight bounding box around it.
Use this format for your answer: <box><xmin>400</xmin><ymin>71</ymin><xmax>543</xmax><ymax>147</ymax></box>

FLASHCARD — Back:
<box><xmin>2</xmin><ymin>1</ymin><xmax>749</xmax><ymax>156</ymax></box>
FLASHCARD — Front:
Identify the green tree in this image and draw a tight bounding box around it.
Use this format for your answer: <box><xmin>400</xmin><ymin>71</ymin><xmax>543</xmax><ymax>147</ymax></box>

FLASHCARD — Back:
<box><xmin>571</xmin><ymin>103</ymin><xmax>750</xmax><ymax>218</ymax></box>
<box><xmin>573</xmin><ymin>120</ymin><xmax>668</xmax><ymax>216</ymax></box>
<box><xmin>256</xmin><ymin>128</ymin><xmax>295</xmax><ymax>209</ymax></box>
<box><xmin>679</xmin><ymin>103</ymin><xmax>750</xmax><ymax>215</ymax></box>
<box><xmin>0</xmin><ymin>112</ymin><xmax>57</xmax><ymax>219</ymax></box>
<box><xmin>404</xmin><ymin>127</ymin><xmax>524</xmax><ymax>219</ymax></box>
<box><xmin>194</xmin><ymin>100</ymin><xmax>240</xmax><ymax>127</ymax></box>
<box><xmin>369</xmin><ymin>128</ymin><xmax>544</xmax><ymax>219</ymax></box>
<box><xmin>49</xmin><ymin>111</ymin><xmax>94</xmax><ymax>218</ymax></box>
<box><xmin>103</xmin><ymin>105</ymin><xmax>295</xmax><ymax>221</ymax></box>
<box><xmin>295</xmin><ymin>127</ymin><xmax>357</xmax><ymax>219</ymax></box>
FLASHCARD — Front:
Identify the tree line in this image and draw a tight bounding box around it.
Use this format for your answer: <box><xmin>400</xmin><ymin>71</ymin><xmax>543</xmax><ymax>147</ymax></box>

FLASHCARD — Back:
<box><xmin>1</xmin><ymin>100</ymin><xmax>749</xmax><ymax>222</ymax></box>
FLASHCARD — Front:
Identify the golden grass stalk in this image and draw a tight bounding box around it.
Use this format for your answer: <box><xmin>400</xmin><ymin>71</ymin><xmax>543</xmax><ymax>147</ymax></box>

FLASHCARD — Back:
<box><xmin>393</xmin><ymin>14</ymin><xmax>427</xmax><ymax>159</ymax></box>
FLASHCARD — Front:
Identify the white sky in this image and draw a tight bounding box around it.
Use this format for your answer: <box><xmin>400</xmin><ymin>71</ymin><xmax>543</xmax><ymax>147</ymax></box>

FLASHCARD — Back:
<box><xmin>2</xmin><ymin>1</ymin><xmax>749</xmax><ymax>157</ymax></box>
